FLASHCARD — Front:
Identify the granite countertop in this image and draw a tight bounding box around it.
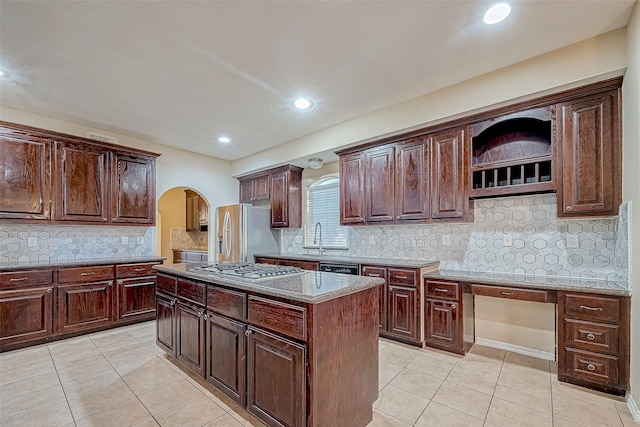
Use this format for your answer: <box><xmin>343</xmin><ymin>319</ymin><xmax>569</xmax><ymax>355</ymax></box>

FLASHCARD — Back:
<box><xmin>172</xmin><ymin>248</ymin><xmax>208</xmax><ymax>252</ymax></box>
<box><xmin>154</xmin><ymin>263</ymin><xmax>385</xmax><ymax>304</ymax></box>
<box><xmin>0</xmin><ymin>257</ymin><xmax>166</xmax><ymax>272</ymax></box>
<box><xmin>254</xmin><ymin>252</ymin><xmax>439</xmax><ymax>269</ymax></box>
<box><xmin>423</xmin><ymin>269</ymin><xmax>631</xmax><ymax>297</ymax></box>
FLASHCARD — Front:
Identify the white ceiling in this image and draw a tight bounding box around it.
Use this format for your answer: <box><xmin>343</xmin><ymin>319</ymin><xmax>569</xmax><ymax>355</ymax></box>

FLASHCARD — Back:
<box><xmin>0</xmin><ymin>1</ymin><xmax>635</xmax><ymax>162</ymax></box>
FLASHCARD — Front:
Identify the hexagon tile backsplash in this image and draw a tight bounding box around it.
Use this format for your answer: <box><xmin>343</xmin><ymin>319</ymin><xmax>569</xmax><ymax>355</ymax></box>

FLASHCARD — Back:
<box><xmin>281</xmin><ymin>194</ymin><xmax>631</xmax><ymax>286</ymax></box>
<box><xmin>0</xmin><ymin>225</ymin><xmax>153</xmax><ymax>264</ymax></box>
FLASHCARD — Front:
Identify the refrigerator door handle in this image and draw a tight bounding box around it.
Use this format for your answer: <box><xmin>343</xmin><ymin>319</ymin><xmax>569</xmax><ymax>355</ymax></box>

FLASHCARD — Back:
<box><xmin>223</xmin><ymin>210</ymin><xmax>232</xmax><ymax>259</ymax></box>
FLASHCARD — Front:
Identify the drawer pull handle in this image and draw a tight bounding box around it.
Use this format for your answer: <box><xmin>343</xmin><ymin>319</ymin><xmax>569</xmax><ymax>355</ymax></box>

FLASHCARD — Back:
<box><xmin>580</xmin><ymin>305</ymin><xmax>603</xmax><ymax>312</ymax></box>
<box><xmin>367</xmin><ymin>273</ymin><xmax>381</xmax><ymax>277</ymax></box>
<box><xmin>80</xmin><ymin>272</ymin><xmax>95</xmax><ymax>276</ymax></box>
<box><xmin>587</xmin><ymin>364</ymin><xmax>596</xmax><ymax>371</ymax></box>
<box><xmin>134</xmin><ymin>268</ymin><xmax>146</xmax><ymax>272</ymax></box>
<box><xmin>170</xmin><ymin>300</ymin><xmax>176</xmax><ymax>306</ymax></box>
<box><xmin>586</xmin><ymin>333</ymin><xmax>595</xmax><ymax>341</ymax></box>
<box><xmin>9</xmin><ymin>277</ymin><xmax>28</xmax><ymax>282</ymax></box>
<box><xmin>434</xmin><ymin>288</ymin><xmax>449</xmax><ymax>293</ymax></box>
<box><xmin>395</xmin><ymin>275</ymin><xmax>408</xmax><ymax>279</ymax></box>
<box><xmin>499</xmin><ymin>291</ymin><xmax>514</xmax><ymax>296</ymax></box>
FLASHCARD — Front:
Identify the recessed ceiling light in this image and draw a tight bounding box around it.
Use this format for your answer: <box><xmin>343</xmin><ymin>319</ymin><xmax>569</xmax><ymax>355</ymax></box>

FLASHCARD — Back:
<box><xmin>484</xmin><ymin>3</ymin><xmax>511</xmax><ymax>24</ymax></box>
<box><xmin>218</xmin><ymin>136</ymin><xmax>231</xmax><ymax>143</ymax></box>
<box><xmin>294</xmin><ymin>98</ymin><xmax>313</xmax><ymax>109</ymax></box>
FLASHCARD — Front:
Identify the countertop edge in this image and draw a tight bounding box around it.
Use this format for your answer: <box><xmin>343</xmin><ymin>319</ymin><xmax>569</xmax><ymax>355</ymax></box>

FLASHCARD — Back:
<box><xmin>0</xmin><ymin>257</ymin><xmax>166</xmax><ymax>271</ymax></box>
<box><xmin>254</xmin><ymin>252</ymin><xmax>440</xmax><ymax>269</ymax></box>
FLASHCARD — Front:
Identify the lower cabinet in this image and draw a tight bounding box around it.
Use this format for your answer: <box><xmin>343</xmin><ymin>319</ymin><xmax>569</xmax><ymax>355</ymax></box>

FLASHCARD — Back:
<box><xmin>117</xmin><ymin>276</ymin><xmax>156</xmax><ymax>321</ymax></box>
<box><xmin>247</xmin><ymin>327</ymin><xmax>306</xmax><ymax>427</ymax></box>
<box><xmin>56</xmin><ymin>280</ymin><xmax>114</xmax><ymax>334</ymax></box>
<box><xmin>0</xmin><ymin>286</ymin><xmax>54</xmax><ymax>348</ymax></box>
<box><xmin>155</xmin><ymin>292</ymin><xmax>177</xmax><ymax>357</ymax></box>
<box><xmin>176</xmin><ymin>301</ymin><xmax>206</xmax><ymax>377</ymax></box>
<box><xmin>424</xmin><ymin>279</ymin><xmax>464</xmax><ymax>354</ymax></box>
<box><xmin>388</xmin><ymin>285</ymin><xmax>418</xmax><ymax>341</ymax></box>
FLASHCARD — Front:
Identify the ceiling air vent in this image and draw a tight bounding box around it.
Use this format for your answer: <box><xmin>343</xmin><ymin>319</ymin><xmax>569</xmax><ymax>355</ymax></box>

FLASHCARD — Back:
<box><xmin>87</xmin><ymin>131</ymin><xmax>118</xmax><ymax>144</ymax></box>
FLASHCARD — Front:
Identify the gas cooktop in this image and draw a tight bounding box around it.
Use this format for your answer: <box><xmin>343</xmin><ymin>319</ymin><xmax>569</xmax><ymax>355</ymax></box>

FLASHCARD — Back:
<box><xmin>193</xmin><ymin>262</ymin><xmax>303</xmax><ymax>279</ymax></box>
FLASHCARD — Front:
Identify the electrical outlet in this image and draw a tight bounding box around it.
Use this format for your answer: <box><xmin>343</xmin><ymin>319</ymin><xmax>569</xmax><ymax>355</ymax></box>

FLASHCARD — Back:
<box><xmin>121</xmin><ymin>236</ymin><xmax>128</xmax><ymax>244</ymax></box>
<box><xmin>442</xmin><ymin>235</ymin><xmax>451</xmax><ymax>246</ymax></box>
<box><xmin>369</xmin><ymin>236</ymin><xmax>375</xmax><ymax>245</ymax></box>
<box><xmin>28</xmin><ymin>237</ymin><xmax>38</xmax><ymax>247</ymax></box>
<box><xmin>136</xmin><ymin>236</ymin><xmax>144</xmax><ymax>245</ymax></box>
<box><xmin>503</xmin><ymin>234</ymin><xmax>513</xmax><ymax>247</ymax></box>
<box><xmin>566</xmin><ymin>234</ymin><xmax>579</xmax><ymax>248</ymax></box>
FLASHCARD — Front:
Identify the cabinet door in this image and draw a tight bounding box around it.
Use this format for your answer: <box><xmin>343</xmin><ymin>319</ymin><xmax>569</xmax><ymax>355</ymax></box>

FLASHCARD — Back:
<box><xmin>339</xmin><ymin>152</ymin><xmax>365</xmax><ymax>224</ymax></box>
<box><xmin>177</xmin><ymin>302</ymin><xmax>206</xmax><ymax>376</ymax></box>
<box><xmin>270</xmin><ymin>171</ymin><xmax>289</xmax><ymax>227</ymax></box>
<box><xmin>156</xmin><ymin>293</ymin><xmax>177</xmax><ymax>357</ymax></box>
<box><xmin>57</xmin><ymin>280</ymin><xmax>114</xmax><ymax>334</ymax></box>
<box><xmin>206</xmin><ymin>313</ymin><xmax>246</xmax><ymax>406</ymax></box>
<box><xmin>185</xmin><ymin>190</ymin><xmax>199</xmax><ymax>231</ymax></box>
<box><xmin>430</xmin><ymin>128</ymin><xmax>466</xmax><ymax>219</ymax></box>
<box><xmin>247</xmin><ymin>328</ymin><xmax>306</xmax><ymax>427</ymax></box>
<box><xmin>252</xmin><ymin>175</ymin><xmax>270</xmax><ymax>201</ymax></box>
<box><xmin>53</xmin><ymin>140</ymin><xmax>109</xmax><ymax>222</ymax></box>
<box><xmin>396</xmin><ymin>138</ymin><xmax>430</xmax><ymax>221</ymax></box>
<box><xmin>111</xmin><ymin>153</ymin><xmax>156</xmax><ymax>224</ymax></box>
<box><xmin>0</xmin><ymin>286</ymin><xmax>54</xmax><ymax>348</ymax></box>
<box><xmin>426</xmin><ymin>299</ymin><xmax>460</xmax><ymax>351</ymax></box>
<box><xmin>117</xmin><ymin>277</ymin><xmax>156</xmax><ymax>321</ymax></box>
<box><xmin>362</xmin><ymin>266</ymin><xmax>387</xmax><ymax>331</ymax></box>
<box><xmin>0</xmin><ymin>134</ymin><xmax>51</xmax><ymax>220</ymax></box>
<box><xmin>387</xmin><ymin>285</ymin><xmax>418</xmax><ymax>341</ymax></box>
<box><xmin>558</xmin><ymin>90</ymin><xmax>620</xmax><ymax>217</ymax></box>
<box><xmin>239</xmin><ymin>179</ymin><xmax>253</xmax><ymax>203</ymax></box>
<box><xmin>365</xmin><ymin>146</ymin><xmax>395</xmax><ymax>222</ymax></box>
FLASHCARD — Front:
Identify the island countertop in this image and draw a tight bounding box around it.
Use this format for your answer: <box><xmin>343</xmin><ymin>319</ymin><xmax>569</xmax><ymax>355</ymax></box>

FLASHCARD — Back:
<box><xmin>153</xmin><ymin>263</ymin><xmax>385</xmax><ymax>304</ymax></box>
<box><xmin>254</xmin><ymin>252</ymin><xmax>440</xmax><ymax>269</ymax></box>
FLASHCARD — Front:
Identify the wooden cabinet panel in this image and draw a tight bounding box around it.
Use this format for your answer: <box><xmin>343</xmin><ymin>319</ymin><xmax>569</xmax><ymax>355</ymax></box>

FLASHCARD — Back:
<box><xmin>395</xmin><ymin>138</ymin><xmax>429</xmax><ymax>221</ymax></box>
<box><xmin>431</xmin><ymin>128</ymin><xmax>466</xmax><ymax>219</ymax></box>
<box><xmin>116</xmin><ymin>262</ymin><xmax>158</xmax><ymax>279</ymax></box>
<box><xmin>558</xmin><ymin>89</ymin><xmax>620</xmax><ymax>217</ymax></box>
<box><xmin>426</xmin><ymin>280</ymin><xmax>459</xmax><ymax>301</ymax></box>
<box><xmin>0</xmin><ymin>269</ymin><xmax>53</xmax><ymax>289</ymax></box>
<box><xmin>156</xmin><ymin>292</ymin><xmax>177</xmax><ymax>356</ymax></box>
<box><xmin>56</xmin><ymin>280</ymin><xmax>114</xmax><ymax>333</ymax></box>
<box><xmin>177</xmin><ymin>278</ymin><xmax>206</xmax><ymax>306</ymax></box>
<box><xmin>471</xmin><ymin>284</ymin><xmax>550</xmax><ymax>303</ymax></box>
<box><xmin>253</xmin><ymin>175</ymin><xmax>270</xmax><ymax>201</ymax></box>
<box><xmin>0</xmin><ymin>133</ymin><xmax>51</xmax><ymax>220</ymax></box>
<box><xmin>248</xmin><ymin>296</ymin><xmax>306</xmax><ymax>341</ymax></box>
<box><xmin>277</xmin><ymin>259</ymin><xmax>319</xmax><ymax>271</ymax></box>
<box><xmin>362</xmin><ymin>266</ymin><xmax>387</xmax><ymax>331</ymax></box>
<box><xmin>157</xmin><ymin>274</ymin><xmax>178</xmax><ymax>297</ymax></box>
<box><xmin>53</xmin><ymin>140</ymin><xmax>109</xmax><ymax>222</ymax></box>
<box><xmin>117</xmin><ymin>277</ymin><xmax>156</xmax><ymax>321</ymax></box>
<box><xmin>0</xmin><ymin>286</ymin><xmax>53</xmax><ymax>348</ymax></box>
<box><xmin>206</xmin><ymin>286</ymin><xmax>247</xmax><ymax>321</ymax></box>
<box><xmin>247</xmin><ymin>328</ymin><xmax>306</xmax><ymax>427</ymax></box>
<box><xmin>57</xmin><ymin>265</ymin><xmax>114</xmax><ymax>284</ymax></box>
<box><xmin>561</xmin><ymin>293</ymin><xmax>620</xmax><ymax>323</ymax></box>
<box><xmin>426</xmin><ymin>299</ymin><xmax>460</xmax><ymax>350</ymax></box>
<box><xmin>563</xmin><ymin>348</ymin><xmax>619</xmax><ymax>387</ymax></box>
<box><xmin>255</xmin><ymin>257</ymin><xmax>278</xmax><ymax>265</ymax></box>
<box><xmin>365</xmin><ymin>146</ymin><xmax>395</xmax><ymax>222</ymax></box>
<box><xmin>176</xmin><ymin>302</ymin><xmax>206</xmax><ymax>376</ymax></box>
<box><xmin>270</xmin><ymin>167</ymin><xmax>302</xmax><ymax>228</ymax></box>
<box><xmin>564</xmin><ymin>319</ymin><xmax>619</xmax><ymax>354</ymax></box>
<box><xmin>239</xmin><ymin>180</ymin><xmax>253</xmax><ymax>203</ymax></box>
<box><xmin>111</xmin><ymin>153</ymin><xmax>155</xmax><ymax>224</ymax></box>
<box><xmin>387</xmin><ymin>268</ymin><xmax>416</xmax><ymax>287</ymax></box>
<box><xmin>206</xmin><ymin>313</ymin><xmax>246</xmax><ymax>406</ymax></box>
<box><xmin>340</xmin><ymin>152</ymin><xmax>366</xmax><ymax>224</ymax></box>
<box><xmin>387</xmin><ymin>285</ymin><xmax>418</xmax><ymax>341</ymax></box>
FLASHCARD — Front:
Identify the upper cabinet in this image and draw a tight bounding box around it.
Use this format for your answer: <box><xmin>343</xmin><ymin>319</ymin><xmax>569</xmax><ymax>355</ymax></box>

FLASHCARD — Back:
<box><xmin>237</xmin><ymin>165</ymin><xmax>302</xmax><ymax>228</ymax></box>
<box><xmin>365</xmin><ymin>146</ymin><xmax>395</xmax><ymax>222</ymax></box>
<box><xmin>556</xmin><ymin>89</ymin><xmax>621</xmax><ymax>218</ymax></box>
<box><xmin>431</xmin><ymin>128</ymin><xmax>466</xmax><ymax>220</ymax></box>
<box><xmin>395</xmin><ymin>137</ymin><xmax>430</xmax><ymax>221</ymax></box>
<box><xmin>185</xmin><ymin>190</ymin><xmax>207</xmax><ymax>232</ymax></box>
<box><xmin>0</xmin><ymin>121</ymin><xmax>159</xmax><ymax>226</ymax></box>
<box><xmin>339</xmin><ymin>152</ymin><xmax>366</xmax><ymax>224</ymax></box>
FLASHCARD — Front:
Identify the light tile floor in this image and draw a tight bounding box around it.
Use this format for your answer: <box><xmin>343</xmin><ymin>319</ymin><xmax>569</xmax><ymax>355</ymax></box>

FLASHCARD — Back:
<box><xmin>0</xmin><ymin>321</ymin><xmax>636</xmax><ymax>427</ymax></box>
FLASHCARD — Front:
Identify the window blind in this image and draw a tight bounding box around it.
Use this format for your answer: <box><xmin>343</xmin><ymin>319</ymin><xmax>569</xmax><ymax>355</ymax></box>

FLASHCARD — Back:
<box><xmin>305</xmin><ymin>178</ymin><xmax>348</xmax><ymax>248</ymax></box>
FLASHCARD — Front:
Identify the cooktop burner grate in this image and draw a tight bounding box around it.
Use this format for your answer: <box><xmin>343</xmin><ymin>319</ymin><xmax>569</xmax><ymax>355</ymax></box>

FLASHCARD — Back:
<box><xmin>194</xmin><ymin>262</ymin><xmax>303</xmax><ymax>279</ymax></box>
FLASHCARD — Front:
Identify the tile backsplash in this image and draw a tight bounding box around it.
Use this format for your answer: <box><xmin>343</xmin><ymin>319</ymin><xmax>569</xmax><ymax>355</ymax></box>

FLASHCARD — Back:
<box><xmin>0</xmin><ymin>225</ymin><xmax>153</xmax><ymax>264</ymax></box>
<box><xmin>281</xmin><ymin>194</ymin><xmax>630</xmax><ymax>286</ymax></box>
<box><xmin>170</xmin><ymin>228</ymin><xmax>208</xmax><ymax>251</ymax></box>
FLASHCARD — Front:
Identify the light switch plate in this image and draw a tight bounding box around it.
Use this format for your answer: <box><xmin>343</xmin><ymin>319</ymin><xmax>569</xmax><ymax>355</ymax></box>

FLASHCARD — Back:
<box><xmin>27</xmin><ymin>237</ymin><xmax>37</xmax><ymax>247</ymax></box>
<box><xmin>369</xmin><ymin>236</ymin><xmax>375</xmax><ymax>245</ymax></box>
<box><xmin>121</xmin><ymin>236</ymin><xmax>128</xmax><ymax>244</ymax></box>
<box><xmin>442</xmin><ymin>235</ymin><xmax>451</xmax><ymax>246</ymax></box>
<box><xmin>566</xmin><ymin>234</ymin><xmax>579</xmax><ymax>248</ymax></box>
<box><xmin>503</xmin><ymin>234</ymin><xmax>513</xmax><ymax>247</ymax></box>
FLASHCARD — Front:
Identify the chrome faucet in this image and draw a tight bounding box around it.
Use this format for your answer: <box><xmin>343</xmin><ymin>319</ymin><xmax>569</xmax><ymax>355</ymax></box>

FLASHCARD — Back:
<box><xmin>313</xmin><ymin>221</ymin><xmax>323</xmax><ymax>255</ymax></box>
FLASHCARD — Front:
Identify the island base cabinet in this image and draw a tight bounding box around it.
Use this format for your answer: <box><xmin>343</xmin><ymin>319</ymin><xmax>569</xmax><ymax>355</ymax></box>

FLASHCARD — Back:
<box><xmin>176</xmin><ymin>302</ymin><xmax>206</xmax><ymax>377</ymax></box>
<box><xmin>206</xmin><ymin>313</ymin><xmax>246</xmax><ymax>406</ymax></box>
<box><xmin>117</xmin><ymin>277</ymin><xmax>156</xmax><ymax>321</ymax></box>
<box><xmin>247</xmin><ymin>327</ymin><xmax>306</xmax><ymax>427</ymax></box>
<box><xmin>156</xmin><ymin>293</ymin><xmax>177</xmax><ymax>357</ymax></box>
<box><xmin>0</xmin><ymin>287</ymin><xmax>54</xmax><ymax>348</ymax></box>
<box><xmin>56</xmin><ymin>281</ymin><xmax>114</xmax><ymax>334</ymax></box>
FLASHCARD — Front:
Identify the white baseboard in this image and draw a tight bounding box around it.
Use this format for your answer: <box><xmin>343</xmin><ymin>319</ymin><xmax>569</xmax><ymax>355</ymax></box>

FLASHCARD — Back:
<box><xmin>474</xmin><ymin>337</ymin><xmax>555</xmax><ymax>361</ymax></box>
<box><xmin>628</xmin><ymin>393</ymin><xmax>640</xmax><ymax>423</ymax></box>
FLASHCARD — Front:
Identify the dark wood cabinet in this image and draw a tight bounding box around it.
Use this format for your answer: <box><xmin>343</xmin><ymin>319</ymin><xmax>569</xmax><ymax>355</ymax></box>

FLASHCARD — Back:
<box><xmin>557</xmin><ymin>89</ymin><xmax>621</xmax><ymax>217</ymax></box>
<box><xmin>53</xmin><ymin>139</ymin><xmax>109</xmax><ymax>223</ymax></box>
<box><xmin>247</xmin><ymin>327</ymin><xmax>306</xmax><ymax>427</ymax></box>
<box><xmin>430</xmin><ymin>128</ymin><xmax>466</xmax><ymax>220</ymax></box>
<box><xmin>117</xmin><ymin>277</ymin><xmax>156</xmax><ymax>321</ymax></box>
<box><xmin>206</xmin><ymin>312</ymin><xmax>246</xmax><ymax>405</ymax></box>
<box><xmin>388</xmin><ymin>285</ymin><xmax>418</xmax><ymax>341</ymax></box>
<box><xmin>173</xmin><ymin>250</ymin><xmax>208</xmax><ymax>264</ymax></box>
<box><xmin>270</xmin><ymin>166</ymin><xmax>302</xmax><ymax>228</ymax></box>
<box><xmin>110</xmin><ymin>152</ymin><xmax>156</xmax><ymax>224</ymax></box>
<box><xmin>395</xmin><ymin>138</ymin><xmax>430</xmax><ymax>221</ymax></box>
<box><xmin>339</xmin><ymin>152</ymin><xmax>366</xmax><ymax>224</ymax></box>
<box><xmin>0</xmin><ymin>287</ymin><xmax>54</xmax><ymax>348</ymax></box>
<box><xmin>365</xmin><ymin>146</ymin><xmax>395</xmax><ymax>222</ymax></box>
<box><xmin>239</xmin><ymin>174</ymin><xmax>270</xmax><ymax>203</ymax></box>
<box><xmin>277</xmin><ymin>259</ymin><xmax>319</xmax><ymax>271</ymax></box>
<box><xmin>56</xmin><ymin>280</ymin><xmax>114</xmax><ymax>334</ymax></box>
<box><xmin>185</xmin><ymin>190</ymin><xmax>208</xmax><ymax>231</ymax></box>
<box><xmin>155</xmin><ymin>292</ymin><xmax>177</xmax><ymax>357</ymax></box>
<box><xmin>0</xmin><ymin>132</ymin><xmax>51</xmax><ymax>220</ymax></box>
<box><xmin>362</xmin><ymin>266</ymin><xmax>387</xmax><ymax>331</ymax></box>
<box><xmin>176</xmin><ymin>301</ymin><xmax>206</xmax><ymax>377</ymax></box>
<box><xmin>424</xmin><ymin>279</ymin><xmax>464</xmax><ymax>354</ymax></box>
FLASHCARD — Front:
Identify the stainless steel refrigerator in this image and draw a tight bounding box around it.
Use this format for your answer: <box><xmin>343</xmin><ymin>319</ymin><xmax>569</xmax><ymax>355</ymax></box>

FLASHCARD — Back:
<box><xmin>216</xmin><ymin>204</ymin><xmax>279</xmax><ymax>262</ymax></box>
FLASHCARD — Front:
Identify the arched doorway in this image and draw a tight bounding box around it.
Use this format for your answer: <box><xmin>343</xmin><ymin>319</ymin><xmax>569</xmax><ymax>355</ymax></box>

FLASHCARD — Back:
<box><xmin>157</xmin><ymin>187</ymin><xmax>210</xmax><ymax>265</ymax></box>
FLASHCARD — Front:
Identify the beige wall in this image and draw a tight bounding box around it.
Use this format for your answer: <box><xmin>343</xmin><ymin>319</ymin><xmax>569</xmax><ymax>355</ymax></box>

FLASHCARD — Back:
<box><xmin>623</xmin><ymin>2</ymin><xmax>640</xmax><ymax>415</ymax></box>
<box><xmin>0</xmin><ymin>107</ymin><xmax>239</xmax><ymax>257</ymax></box>
<box><xmin>157</xmin><ymin>188</ymin><xmax>187</xmax><ymax>266</ymax></box>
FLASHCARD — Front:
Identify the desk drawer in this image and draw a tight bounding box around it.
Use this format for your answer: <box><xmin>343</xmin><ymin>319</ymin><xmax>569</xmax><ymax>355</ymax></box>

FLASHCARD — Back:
<box><xmin>564</xmin><ymin>319</ymin><xmax>619</xmax><ymax>354</ymax></box>
<box><xmin>116</xmin><ymin>263</ymin><xmax>158</xmax><ymax>278</ymax></box>
<box><xmin>207</xmin><ymin>286</ymin><xmax>247</xmax><ymax>321</ymax></box>
<box><xmin>58</xmin><ymin>265</ymin><xmax>114</xmax><ymax>284</ymax></box>
<box><xmin>562</xmin><ymin>293</ymin><xmax>620</xmax><ymax>323</ymax></box>
<box><xmin>563</xmin><ymin>348</ymin><xmax>619</xmax><ymax>386</ymax></box>
<box><xmin>248</xmin><ymin>296</ymin><xmax>306</xmax><ymax>341</ymax></box>
<box><xmin>426</xmin><ymin>280</ymin><xmax>459</xmax><ymax>301</ymax></box>
<box><xmin>388</xmin><ymin>269</ymin><xmax>416</xmax><ymax>286</ymax></box>
<box><xmin>471</xmin><ymin>284</ymin><xmax>550</xmax><ymax>303</ymax></box>
<box><xmin>0</xmin><ymin>269</ymin><xmax>53</xmax><ymax>289</ymax></box>
<box><xmin>177</xmin><ymin>278</ymin><xmax>205</xmax><ymax>306</ymax></box>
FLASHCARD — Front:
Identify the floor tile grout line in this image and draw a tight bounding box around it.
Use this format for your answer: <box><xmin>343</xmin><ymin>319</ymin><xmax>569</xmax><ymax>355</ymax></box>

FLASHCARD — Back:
<box><xmin>47</xmin><ymin>343</ymin><xmax>78</xmax><ymax>427</ymax></box>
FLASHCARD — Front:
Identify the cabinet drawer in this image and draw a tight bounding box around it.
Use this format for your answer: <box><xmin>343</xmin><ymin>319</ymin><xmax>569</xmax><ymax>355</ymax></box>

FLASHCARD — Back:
<box><xmin>0</xmin><ymin>269</ymin><xmax>53</xmax><ymax>289</ymax></box>
<box><xmin>57</xmin><ymin>265</ymin><xmax>114</xmax><ymax>284</ymax></box>
<box><xmin>388</xmin><ymin>269</ymin><xmax>416</xmax><ymax>286</ymax></box>
<box><xmin>361</xmin><ymin>266</ymin><xmax>386</xmax><ymax>279</ymax></box>
<box><xmin>177</xmin><ymin>279</ymin><xmax>206</xmax><ymax>306</ymax></box>
<box><xmin>186</xmin><ymin>252</ymin><xmax>204</xmax><ymax>262</ymax></box>
<box><xmin>116</xmin><ymin>263</ymin><xmax>158</xmax><ymax>278</ymax></box>
<box><xmin>563</xmin><ymin>348</ymin><xmax>619</xmax><ymax>386</ymax></box>
<box><xmin>471</xmin><ymin>284</ymin><xmax>550</xmax><ymax>303</ymax></box>
<box><xmin>173</xmin><ymin>251</ymin><xmax>186</xmax><ymax>263</ymax></box>
<box><xmin>157</xmin><ymin>274</ymin><xmax>177</xmax><ymax>296</ymax></box>
<box><xmin>248</xmin><ymin>296</ymin><xmax>306</xmax><ymax>341</ymax></box>
<box><xmin>426</xmin><ymin>280</ymin><xmax>459</xmax><ymax>301</ymax></box>
<box><xmin>207</xmin><ymin>286</ymin><xmax>247</xmax><ymax>321</ymax></box>
<box><xmin>564</xmin><ymin>319</ymin><xmax>619</xmax><ymax>354</ymax></box>
<box><xmin>255</xmin><ymin>257</ymin><xmax>278</xmax><ymax>265</ymax></box>
<box><xmin>562</xmin><ymin>293</ymin><xmax>620</xmax><ymax>323</ymax></box>
<box><xmin>278</xmin><ymin>259</ymin><xmax>319</xmax><ymax>271</ymax></box>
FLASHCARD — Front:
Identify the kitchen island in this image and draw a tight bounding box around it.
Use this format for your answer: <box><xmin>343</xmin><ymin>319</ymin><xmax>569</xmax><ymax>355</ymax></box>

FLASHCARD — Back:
<box><xmin>153</xmin><ymin>262</ymin><xmax>384</xmax><ymax>427</ymax></box>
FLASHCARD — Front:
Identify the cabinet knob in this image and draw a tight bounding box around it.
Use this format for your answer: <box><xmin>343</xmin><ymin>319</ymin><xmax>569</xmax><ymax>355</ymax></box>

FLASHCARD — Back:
<box><xmin>586</xmin><ymin>333</ymin><xmax>595</xmax><ymax>341</ymax></box>
<box><xmin>566</xmin><ymin>206</ymin><xmax>573</xmax><ymax>212</ymax></box>
<box><xmin>245</xmin><ymin>329</ymin><xmax>252</xmax><ymax>337</ymax></box>
<box><xmin>451</xmin><ymin>303</ymin><xmax>457</xmax><ymax>310</ymax></box>
<box><xmin>396</xmin><ymin>216</ymin><xmax>400</xmax><ymax>220</ymax></box>
<box><xmin>47</xmin><ymin>288</ymin><xmax>53</xmax><ymax>293</ymax></box>
<box><xmin>587</xmin><ymin>364</ymin><xmax>596</xmax><ymax>371</ymax></box>
<box><xmin>457</xmin><ymin>212</ymin><xmax>463</xmax><ymax>217</ymax></box>
<box><xmin>118</xmin><ymin>280</ymin><xmax>123</xmax><ymax>285</ymax></box>
<box><xmin>108</xmin><ymin>281</ymin><xmax>113</xmax><ymax>287</ymax></box>
<box><xmin>170</xmin><ymin>300</ymin><xmax>176</xmax><ymax>306</ymax></box>
<box><xmin>103</xmin><ymin>218</ymin><xmax>108</xmax><ymax>221</ymax></box>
